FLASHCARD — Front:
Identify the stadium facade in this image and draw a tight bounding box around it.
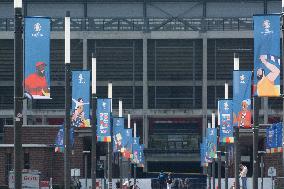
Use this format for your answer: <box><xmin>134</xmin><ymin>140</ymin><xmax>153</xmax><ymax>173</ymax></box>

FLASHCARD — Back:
<box><xmin>0</xmin><ymin>0</ymin><xmax>283</xmax><ymax>187</ymax></box>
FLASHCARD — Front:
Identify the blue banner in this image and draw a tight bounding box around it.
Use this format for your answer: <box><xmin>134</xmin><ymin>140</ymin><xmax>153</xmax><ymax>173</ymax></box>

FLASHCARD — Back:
<box><xmin>266</xmin><ymin>123</ymin><xmax>283</xmax><ymax>153</ymax></box>
<box><xmin>276</xmin><ymin>123</ymin><xmax>282</xmax><ymax>148</ymax></box>
<box><xmin>55</xmin><ymin>124</ymin><xmax>74</xmax><ymax>153</ymax></box>
<box><xmin>200</xmin><ymin>143</ymin><xmax>205</xmax><ymax>166</ymax></box>
<box><xmin>97</xmin><ymin>99</ymin><xmax>111</xmax><ymax>142</ymax></box>
<box><xmin>218</xmin><ymin>100</ymin><xmax>234</xmax><ymax>143</ymax></box>
<box><xmin>207</xmin><ymin>128</ymin><xmax>217</xmax><ymax>158</ymax></box>
<box><xmin>253</xmin><ymin>15</ymin><xmax>280</xmax><ymax>97</ymax></box>
<box><xmin>204</xmin><ymin>137</ymin><xmax>212</xmax><ymax>163</ymax></box>
<box><xmin>71</xmin><ymin>71</ymin><xmax>90</xmax><ymax>128</ymax></box>
<box><xmin>132</xmin><ymin>137</ymin><xmax>140</xmax><ymax>164</ymax></box>
<box><xmin>24</xmin><ymin>17</ymin><xmax>51</xmax><ymax>99</ymax></box>
<box><xmin>233</xmin><ymin>71</ymin><xmax>252</xmax><ymax>128</ymax></box>
<box><xmin>122</xmin><ymin>129</ymin><xmax>133</xmax><ymax>159</ymax></box>
<box><xmin>137</xmin><ymin>144</ymin><xmax>145</xmax><ymax>167</ymax></box>
<box><xmin>113</xmin><ymin>117</ymin><xmax>124</xmax><ymax>152</ymax></box>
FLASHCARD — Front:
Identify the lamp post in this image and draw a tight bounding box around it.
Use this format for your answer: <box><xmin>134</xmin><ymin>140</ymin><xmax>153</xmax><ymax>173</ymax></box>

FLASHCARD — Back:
<box><xmin>83</xmin><ymin>151</ymin><xmax>91</xmax><ymax>189</ymax></box>
<box><xmin>127</xmin><ymin>114</ymin><xmax>131</xmax><ymax>184</ymax></box>
<box><xmin>14</xmin><ymin>1</ymin><xmax>23</xmax><ymax>189</ymax></box>
<box><xmin>212</xmin><ymin>113</ymin><xmax>216</xmax><ymax>189</ymax></box>
<box><xmin>225</xmin><ymin>82</ymin><xmax>229</xmax><ymax>189</ymax></box>
<box><xmin>133</xmin><ymin>122</ymin><xmax>137</xmax><ymax>187</ymax></box>
<box><xmin>119</xmin><ymin>99</ymin><xmax>123</xmax><ymax>189</ymax></box>
<box><xmin>91</xmin><ymin>54</ymin><xmax>97</xmax><ymax>189</ymax></box>
<box><xmin>64</xmin><ymin>11</ymin><xmax>71</xmax><ymax>189</ymax></box>
<box><xmin>258</xmin><ymin>151</ymin><xmax>266</xmax><ymax>189</ymax></box>
<box><xmin>108</xmin><ymin>82</ymin><xmax>113</xmax><ymax>189</ymax></box>
<box><xmin>233</xmin><ymin>53</ymin><xmax>240</xmax><ymax>189</ymax></box>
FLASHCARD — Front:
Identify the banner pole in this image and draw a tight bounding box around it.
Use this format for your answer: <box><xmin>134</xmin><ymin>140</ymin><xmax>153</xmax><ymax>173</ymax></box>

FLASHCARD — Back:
<box><xmin>212</xmin><ymin>113</ymin><xmax>216</xmax><ymax>189</ymax></box>
<box><xmin>233</xmin><ymin>53</ymin><xmax>240</xmax><ymax>189</ymax></box>
<box><xmin>91</xmin><ymin>53</ymin><xmax>97</xmax><ymax>189</ymax></box>
<box><xmin>225</xmin><ymin>82</ymin><xmax>229</xmax><ymax>189</ymax></box>
<box><xmin>64</xmin><ymin>11</ymin><xmax>71</xmax><ymax>189</ymax></box>
<box><xmin>14</xmin><ymin>1</ymin><xmax>23</xmax><ymax>189</ymax></box>
<box><xmin>119</xmin><ymin>99</ymin><xmax>123</xmax><ymax>189</ymax></box>
<box><xmin>108</xmin><ymin>82</ymin><xmax>113</xmax><ymax>189</ymax></box>
<box><xmin>134</xmin><ymin>122</ymin><xmax>137</xmax><ymax>187</ymax></box>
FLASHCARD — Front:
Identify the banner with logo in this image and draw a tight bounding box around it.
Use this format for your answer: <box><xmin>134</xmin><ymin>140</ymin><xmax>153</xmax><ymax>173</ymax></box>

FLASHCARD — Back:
<box><xmin>266</xmin><ymin>123</ymin><xmax>283</xmax><ymax>153</ymax></box>
<box><xmin>71</xmin><ymin>71</ymin><xmax>90</xmax><ymax>128</ymax></box>
<box><xmin>132</xmin><ymin>137</ymin><xmax>140</xmax><ymax>164</ymax></box>
<box><xmin>233</xmin><ymin>71</ymin><xmax>252</xmax><ymax>128</ymax></box>
<box><xmin>275</xmin><ymin>123</ymin><xmax>282</xmax><ymax>151</ymax></box>
<box><xmin>97</xmin><ymin>98</ymin><xmax>111</xmax><ymax>142</ymax></box>
<box><xmin>204</xmin><ymin>137</ymin><xmax>212</xmax><ymax>163</ymax></box>
<box><xmin>218</xmin><ymin>100</ymin><xmax>234</xmax><ymax>143</ymax></box>
<box><xmin>137</xmin><ymin>144</ymin><xmax>145</xmax><ymax>167</ymax></box>
<box><xmin>122</xmin><ymin>129</ymin><xmax>133</xmax><ymax>159</ymax></box>
<box><xmin>253</xmin><ymin>15</ymin><xmax>280</xmax><ymax>97</ymax></box>
<box><xmin>24</xmin><ymin>17</ymin><xmax>51</xmax><ymax>99</ymax></box>
<box><xmin>55</xmin><ymin>124</ymin><xmax>74</xmax><ymax>153</ymax></box>
<box><xmin>113</xmin><ymin>117</ymin><xmax>124</xmax><ymax>152</ymax></box>
<box><xmin>207</xmin><ymin>128</ymin><xmax>217</xmax><ymax>159</ymax></box>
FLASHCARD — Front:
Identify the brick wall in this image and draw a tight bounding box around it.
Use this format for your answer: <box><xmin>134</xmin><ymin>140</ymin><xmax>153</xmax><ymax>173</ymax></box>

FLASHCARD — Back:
<box><xmin>0</xmin><ymin>126</ymin><xmax>85</xmax><ymax>187</ymax></box>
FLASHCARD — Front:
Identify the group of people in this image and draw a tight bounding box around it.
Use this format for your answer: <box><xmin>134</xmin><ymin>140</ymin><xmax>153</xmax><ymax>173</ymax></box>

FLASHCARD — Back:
<box><xmin>158</xmin><ymin>171</ymin><xmax>174</xmax><ymax>189</ymax></box>
<box><xmin>230</xmin><ymin>164</ymin><xmax>248</xmax><ymax>189</ymax></box>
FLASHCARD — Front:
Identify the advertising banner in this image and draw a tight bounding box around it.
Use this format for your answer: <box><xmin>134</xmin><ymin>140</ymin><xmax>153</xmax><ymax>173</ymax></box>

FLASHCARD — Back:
<box><xmin>24</xmin><ymin>17</ymin><xmax>51</xmax><ymax>99</ymax></box>
<box><xmin>113</xmin><ymin>117</ymin><xmax>124</xmax><ymax>152</ymax></box>
<box><xmin>122</xmin><ymin>129</ymin><xmax>133</xmax><ymax>159</ymax></box>
<box><xmin>218</xmin><ymin>100</ymin><xmax>234</xmax><ymax>143</ymax></box>
<box><xmin>253</xmin><ymin>15</ymin><xmax>280</xmax><ymax>97</ymax></box>
<box><xmin>71</xmin><ymin>71</ymin><xmax>90</xmax><ymax>128</ymax></box>
<box><xmin>97</xmin><ymin>99</ymin><xmax>111</xmax><ymax>142</ymax></box>
<box><xmin>233</xmin><ymin>71</ymin><xmax>252</xmax><ymax>128</ymax></box>
<box><xmin>207</xmin><ymin>128</ymin><xmax>217</xmax><ymax>158</ymax></box>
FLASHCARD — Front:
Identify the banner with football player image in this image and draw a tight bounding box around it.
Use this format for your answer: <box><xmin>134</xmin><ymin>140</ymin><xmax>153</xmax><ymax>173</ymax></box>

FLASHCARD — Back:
<box><xmin>207</xmin><ymin>128</ymin><xmax>217</xmax><ymax>158</ymax></box>
<box><xmin>122</xmin><ymin>129</ymin><xmax>133</xmax><ymax>159</ymax></box>
<box><xmin>71</xmin><ymin>71</ymin><xmax>90</xmax><ymax>128</ymax></box>
<box><xmin>113</xmin><ymin>117</ymin><xmax>125</xmax><ymax>153</ymax></box>
<box><xmin>24</xmin><ymin>17</ymin><xmax>51</xmax><ymax>99</ymax></box>
<box><xmin>233</xmin><ymin>71</ymin><xmax>252</xmax><ymax>128</ymax></box>
<box><xmin>218</xmin><ymin>100</ymin><xmax>234</xmax><ymax>143</ymax></box>
<box><xmin>132</xmin><ymin>137</ymin><xmax>140</xmax><ymax>164</ymax></box>
<box><xmin>97</xmin><ymin>98</ymin><xmax>111</xmax><ymax>142</ymax></box>
<box><xmin>253</xmin><ymin>15</ymin><xmax>280</xmax><ymax>97</ymax></box>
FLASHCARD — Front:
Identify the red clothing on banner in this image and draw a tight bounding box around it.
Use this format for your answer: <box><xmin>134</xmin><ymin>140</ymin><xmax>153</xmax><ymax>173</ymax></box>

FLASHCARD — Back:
<box><xmin>25</xmin><ymin>73</ymin><xmax>48</xmax><ymax>95</ymax></box>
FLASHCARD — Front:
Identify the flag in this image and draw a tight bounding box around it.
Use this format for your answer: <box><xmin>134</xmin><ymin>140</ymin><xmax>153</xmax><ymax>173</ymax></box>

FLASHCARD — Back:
<box><xmin>207</xmin><ymin>128</ymin><xmax>217</xmax><ymax>158</ymax></box>
<box><xmin>71</xmin><ymin>71</ymin><xmax>90</xmax><ymax>128</ymax></box>
<box><xmin>233</xmin><ymin>71</ymin><xmax>252</xmax><ymax>128</ymax></box>
<box><xmin>55</xmin><ymin>124</ymin><xmax>74</xmax><ymax>153</ymax></box>
<box><xmin>218</xmin><ymin>100</ymin><xmax>234</xmax><ymax>143</ymax></box>
<box><xmin>97</xmin><ymin>99</ymin><xmax>111</xmax><ymax>142</ymax></box>
<box><xmin>113</xmin><ymin>117</ymin><xmax>124</xmax><ymax>152</ymax></box>
<box><xmin>24</xmin><ymin>17</ymin><xmax>51</xmax><ymax>99</ymax></box>
<box><xmin>122</xmin><ymin>129</ymin><xmax>133</xmax><ymax>159</ymax></box>
<box><xmin>253</xmin><ymin>15</ymin><xmax>280</xmax><ymax>97</ymax></box>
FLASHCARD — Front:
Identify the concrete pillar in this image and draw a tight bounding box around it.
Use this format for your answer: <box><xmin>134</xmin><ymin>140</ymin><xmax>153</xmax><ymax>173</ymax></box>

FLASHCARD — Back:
<box><xmin>202</xmin><ymin>35</ymin><xmax>208</xmax><ymax>139</ymax></box>
<box><xmin>83</xmin><ymin>38</ymin><xmax>88</xmax><ymax>70</ymax></box>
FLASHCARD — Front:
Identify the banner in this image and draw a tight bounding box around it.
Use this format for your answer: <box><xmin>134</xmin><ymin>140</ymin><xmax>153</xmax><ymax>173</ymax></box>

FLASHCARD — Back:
<box><xmin>24</xmin><ymin>17</ymin><xmax>51</xmax><ymax>99</ymax></box>
<box><xmin>253</xmin><ymin>15</ymin><xmax>280</xmax><ymax>97</ymax></box>
<box><xmin>204</xmin><ymin>137</ymin><xmax>212</xmax><ymax>163</ymax></box>
<box><xmin>71</xmin><ymin>71</ymin><xmax>90</xmax><ymax>128</ymax></box>
<box><xmin>266</xmin><ymin>123</ymin><xmax>283</xmax><ymax>153</ymax></box>
<box><xmin>137</xmin><ymin>144</ymin><xmax>145</xmax><ymax>167</ymax></box>
<box><xmin>55</xmin><ymin>124</ymin><xmax>74</xmax><ymax>153</ymax></box>
<box><xmin>233</xmin><ymin>71</ymin><xmax>252</xmax><ymax>128</ymax></box>
<box><xmin>97</xmin><ymin>99</ymin><xmax>111</xmax><ymax>142</ymax></box>
<box><xmin>122</xmin><ymin>129</ymin><xmax>133</xmax><ymax>159</ymax></box>
<box><xmin>207</xmin><ymin>128</ymin><xmax>217</xmax><ymax>159</ymax></box>
<box><xmin>218</xmin><ymin>100</ymin><xmax>234</xmax><ymax>143</ymax></box>
<box><xmin>132</xmin><ymin>137</ymin><xmax>140</xmax><ymax>164</ymax></box>
<box><xmin>113</xmin><ymin>117</ymin><xmax>124</xmax><ymax>152</ymax></box>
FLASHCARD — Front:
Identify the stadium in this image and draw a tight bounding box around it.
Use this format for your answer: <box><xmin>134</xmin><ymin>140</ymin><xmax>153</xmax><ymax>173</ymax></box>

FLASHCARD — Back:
<box><xmin>0</xmin><ymin>0</ymin><xmax>283</xmax><ymax>188</ymax></box>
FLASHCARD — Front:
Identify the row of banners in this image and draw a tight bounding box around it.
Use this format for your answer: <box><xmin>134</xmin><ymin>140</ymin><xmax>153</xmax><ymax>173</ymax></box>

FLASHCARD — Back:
<box><xmin>201</xmin><ymin>14</ymin><xmax>282</xmax><ymax>166</ymax></box>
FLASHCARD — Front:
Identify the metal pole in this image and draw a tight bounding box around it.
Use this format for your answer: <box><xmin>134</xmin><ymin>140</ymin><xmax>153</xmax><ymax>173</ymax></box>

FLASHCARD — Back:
<box><xmin>128</xmin><ymin>114</ymin><xmax>131</xmax><ymax>184</ymax></box>
<box><xmin>208</xmin><ymin>162</ymin><xmax>212</xmax><ymax>189</ymax></box>
<box><xmin>119</xmin><ymin>99</ymin><xmax>123</xmax><ymax>189</ymax></box>
<box><xmin>234</xmin><ymin>126</ymin><xmax>240</xmax><ymax>189</ymax></box>
<box><xmin>91</xmin><ymin>54</ymin><xmax>97</xmax><ymax>189</ymax></box>
<box><xmin>225</xmin><ymin>148</ymin><xmax>228</xmax><ymax>189</ymax></box>
<box><xmin>233</xmin><ymin>53</ymin><xmax>240</xmax><ymax>189</ymax></box>
<box><xmin>108</xmin><ymin>82</ymin><xmax>113</xmax><ymax>189</ymax></box>
<box><xmin>64</xmin><ymin>11</ymin><xmax>71</xmax><ymax>189</ymax></box>
<box><xmin>85</xmin><ymin>152</ymin><xmax>88</xmax><ymax>189</ymax></box>
<box><xmin>217</xmin><ymin>150</ymin><xmax>221</xmax><ymax>189</ymax></box>
<box><xmin>14</xmin><ymin>1</ymin><xmax>23</xmax><ymax>189</ymax></box>
<box><xmin>261</xmin><ymin>154</ymin><xmax>264</xmax><ymax>189</ymax></box>
<box><xmin>253</xmin><ymin>96</ymin><xmax>260</xmax><ymax>189</ymax></box>
<box><xmin>212</xmin><ymin>159</ymin><xmax>215</xmax><ymax>189</ymax></box>
<box><xmin>134</xmin><ymin>122</ymin><xmax>137</xmax><ymax>188</ymax></box>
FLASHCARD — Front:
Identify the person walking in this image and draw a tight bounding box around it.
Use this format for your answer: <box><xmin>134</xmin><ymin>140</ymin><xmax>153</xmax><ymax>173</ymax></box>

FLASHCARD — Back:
<box><xmin>166</xmin><ymin>172</ymin><xmax>173</xmax><ymax>189</ymax></box>
<box><xmin>239</xmin><ymin>164</ymin><xmax>248</xmax><ymax>189</ymax></box>
<box><xmin>158</xmin><ymin>170</ymin><xmax>166</xmax><ymax>189</ymax></box>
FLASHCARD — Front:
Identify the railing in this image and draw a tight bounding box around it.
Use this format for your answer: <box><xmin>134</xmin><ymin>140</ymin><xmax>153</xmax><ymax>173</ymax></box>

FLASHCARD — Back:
<box><xmin>0</xmin><ymin>17</ymin><xmax>253</xmax><ymax>32</ymax></box>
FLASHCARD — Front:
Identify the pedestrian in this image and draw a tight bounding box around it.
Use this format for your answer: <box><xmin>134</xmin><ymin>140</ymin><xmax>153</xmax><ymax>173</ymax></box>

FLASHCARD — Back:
<box><xmin>166</xmin><ymin>172</ymin><xmax>173</xmax><ymax>189</ymax></box>
<box><xmin>230</xmin><ymin>182</ymin><xmax>236</xmax><ymax>189</ymax></box>
<box><xmin>158</xmin><ymin>170</ymin><xmax>166</xmax><ymax>189</ymax></box>
<box><xmin>239</xmin><ymin>164</ymin><xmax>248</xmax><ymax>189</ymax></box>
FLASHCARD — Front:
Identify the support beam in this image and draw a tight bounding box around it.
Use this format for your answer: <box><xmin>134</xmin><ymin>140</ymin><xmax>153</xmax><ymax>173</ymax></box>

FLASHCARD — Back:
<box><xmin>202</xmin><ymin>35</ymin><xmax>208</xmax><ymax>149</ymax></box>
<box><xmin>83</xmin><ymin>38</ymin><xmax>88</xmax><ymax>69</ymax></box>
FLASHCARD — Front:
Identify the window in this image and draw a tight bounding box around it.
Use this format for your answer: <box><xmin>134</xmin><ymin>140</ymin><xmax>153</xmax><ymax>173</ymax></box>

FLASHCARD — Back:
<box><xmin>5</xmin><ymin>153</ymin><xmax>12</xmax><ymax>184</ymax></box>
<box><xmin>24</xmin><ymin>153</ymin><xmax>30</xmax><ymax>169</ymax></box>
